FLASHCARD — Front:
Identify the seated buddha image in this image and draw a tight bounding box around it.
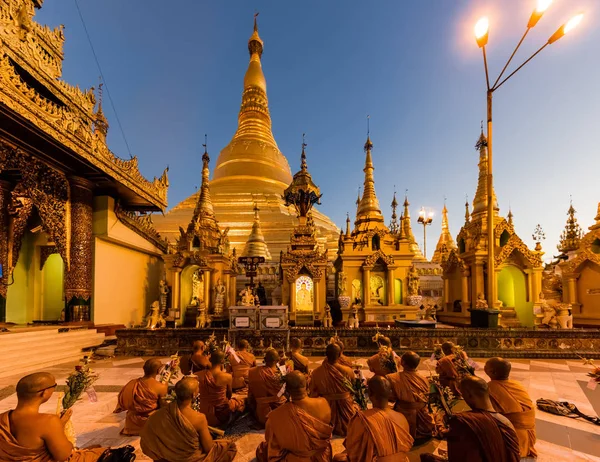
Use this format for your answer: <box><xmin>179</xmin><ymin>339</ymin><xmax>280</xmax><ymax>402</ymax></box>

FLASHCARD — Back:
<box><xmin>370</xmin><ymin>275</ymin><xmax>385</xmax><ymax>305</ymax></box>
<box><xmin>296</xmin><ymin>282</ymin><xmax>313</xmax><ymax>312</ymax></box>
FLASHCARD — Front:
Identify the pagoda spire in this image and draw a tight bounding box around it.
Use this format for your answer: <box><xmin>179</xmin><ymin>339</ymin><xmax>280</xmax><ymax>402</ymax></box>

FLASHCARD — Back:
<box><xmin>345</xmin><ymin>213</ymin><xmax>351</xmax><ymax>237</ymax></box>
<box><xmin>242</xmin><ymin>203</ymin><xmax>272</xmax><ymax>260</ymax></box>
<box><xmin>507</xmin><ymin>207</ymin><xmax>514</xmax><ymax>226</ymax></box>
<box><xmin>432</xmin><ymin>203</ymin><xmax>457</xmax><ymax>263</ymax></box>
<box><xmin>464</xmin><ymin>196</ymin><xmax>471</xmax><ymax>224</ymax></box>
<box><xmin>557</xmin><ymin>199</ymin><xmax>583</xmax><ymax>254</ymax></box>
<box><xmin>472</xmin><ymin>128</ymin><xmax>499</xmax><ymax>217</ymax></box>
<box><xmin>403</xmin><ymin>193</ymin><xmax>425</xmax><ymax>260</ymax></box>
<box><xmin>93</xmin><ymin>81</ymin><xmax>109</xmax><ymax>144</ymax></box>
<box><xmin>389</xmin><ymin>191</ymin><xmax>400</xmax><ymax>234</ymax></box>
<box><xmin>591</xmin><ymin>202</ymin><xmax>600</xmax><ymax>231</ymax></box>
<box><xmin>355</xmin><ymin>133</ymin><xmax>384</xmax><ymax>227</ymax></box>
<box><xmin>193</xmin><ymin>135</ymin><xmax>215</xmax><ymax>220</ymax></box>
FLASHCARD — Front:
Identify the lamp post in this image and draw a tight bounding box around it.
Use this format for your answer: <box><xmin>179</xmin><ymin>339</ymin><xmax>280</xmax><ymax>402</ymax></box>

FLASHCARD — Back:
<box><xmin>418</xmin><ymin>207</ymin><xmax>434</xmax><ymax>260</ymax></box>
<box><xmin>474</xmin><ymin>1</ymin><xmax>583</xmax><ymax>309</ymax></box>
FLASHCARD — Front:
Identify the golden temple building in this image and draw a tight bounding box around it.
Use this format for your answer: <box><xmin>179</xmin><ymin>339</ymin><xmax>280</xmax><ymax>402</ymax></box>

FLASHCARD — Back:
<box><xmin>0</xmin><ymin>0</ymin><xmax>169</xmax><ymax>326</ymax></box>
<box><xmin>441</xmin><ymin>129</ymin><xmax>544</xmax><ymax>327</ymax></box>
<box><xmin>152</xmin><ymin>18</ymin><xmax>339</xmax><ymax>291</ymax></box>
<box><xmin>335</xmin><ymin>135</ymin><xmax>418</xmax><ymax>323</ymax></box>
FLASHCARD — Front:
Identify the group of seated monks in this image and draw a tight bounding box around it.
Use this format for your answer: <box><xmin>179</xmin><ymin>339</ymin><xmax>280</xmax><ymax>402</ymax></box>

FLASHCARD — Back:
<box><xmin>0</xmin><ymin>335</ymin><xmax>537</xmax><ymax>462</ymax></box>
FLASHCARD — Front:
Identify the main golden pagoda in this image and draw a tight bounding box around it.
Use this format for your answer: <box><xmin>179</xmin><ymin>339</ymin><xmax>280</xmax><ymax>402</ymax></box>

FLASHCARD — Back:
<box><xmin>153</xmin><ymin>18</ymin><xmax>339</xmax><ymax>262</ymax></box>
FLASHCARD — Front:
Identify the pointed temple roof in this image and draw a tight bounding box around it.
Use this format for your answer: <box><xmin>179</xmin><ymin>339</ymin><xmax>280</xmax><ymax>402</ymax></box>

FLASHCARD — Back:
<box><xmin>242</xmin><ymin>203</ymin><xmax>272</xmax><ymax>260</ymax></box>
<box><xmin>283</xmin><ymin>137</ymin><xmax>322</xmax><ymax>219</ymax></box>
<box><xmin>188</xmin><ymin>141</ymin><xmax>217</xmax><ymax>231</ymax></box>
<box><xmin>211</xmin><ymin>16</ymin><xmax>292</xmax><ymax>194</ymax></box>
<box><xmin>557</xmin><ymin>201</ymin><xmax>583</xmax><ymax>254</ymax></box>
<box><xmin>432</xmin><ymin>204</ymin><xmax>457</xmax><ymax>263</ymax></box>
<box><xmin>403</xmin><ymin>195</ymin><xmax>426</xmax><ymax>261</ymax></box>
<box><xmin>355</xmin><ymin>135</ymin><xmax>385</xmax><ymax>229</ymax></box>
<box><xmin>472</xmin><ymin>129</ymin><xmax>499</xmax><ymax>217</ymax></box>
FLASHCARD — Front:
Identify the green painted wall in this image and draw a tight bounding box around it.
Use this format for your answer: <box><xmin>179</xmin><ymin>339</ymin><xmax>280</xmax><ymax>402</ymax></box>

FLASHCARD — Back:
<box><xmin>6</xmin><ymin>233</ymin><xmax>34</xmax><ymax>324</ymax></box>
<box><xmin>395</xmin><ymin>279</ymin><xmax>403</xmax><ymax>304</ymax></box>
<box><xmin>498</xmin><ymin>266</ymin><xmax>534</xmax><ymax>327</ymax></box>
<box><xmin>42</xmin><ymin>254</ymin><xmax>64</xmax><ymax>321</ymax></box>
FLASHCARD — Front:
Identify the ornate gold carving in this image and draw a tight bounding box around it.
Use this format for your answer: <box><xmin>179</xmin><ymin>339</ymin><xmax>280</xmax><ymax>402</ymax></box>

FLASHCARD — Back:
<box><xmin>441</xmin><ymin>250</ymin><xmax>466</xmax><ymax>274</ymax></box>
<box><xmin>364</xmin><ymin>249</ymin><xmax>394</xmax><ymax>267</ymax></box>
<box><xmin>494</xmin><ymin>234</ymin><xmax>542</xmax><ymax>268</ymax></box>
<box><xmin>281</xmin><ymin>250</ymin><xmax>327</xmax><ymax>283</ymax></box>
<box><xmin>39</xmin><ymin>244</ymin><xmax>57</xmax><ymax>270</ymax></box>
<box><xmin>563</xmin><ymin>228</ymin><xmax>600</xmax><ymax>274</ymax></box>
<box><xmin>0</xmin><ymin>181</ymin><xmax>9</xmax><ymax>298</ymax></box>
<box><xmin>114</xmin><ymin>202</ymin><xmax>168</xmax><ymax>253</ymax></box>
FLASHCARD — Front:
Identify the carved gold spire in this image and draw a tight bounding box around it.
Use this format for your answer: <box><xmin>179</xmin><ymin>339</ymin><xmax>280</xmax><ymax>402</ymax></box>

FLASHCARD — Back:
<box><xmin>507</xmin><ymin>208</ymin><xmax>514</xmax><ymax>227</ymax></box>
<box><xmin>557</xmin><ymin>200</ymin><xmax>583</xmax><ymax>254</ymax></box>
<box><xmin>464</xmin><ymin>197</ymin><xmax>471</xmax><ymax>224</ymax></box>
<box><xmin>403</xmin><ymin>194</ymin><xmax>425</xmax><ymax>260</ymax></box>
<box><xmin>242</xmin><ymin>203</ymin><xmax>272</xmax><ymax>260</ymax></box>
<box><xmin>432</xmin><ymin>203</ymin><xmax>457</xmax><ymax>264</ymax></box>
<box><xmin>93</xmin><ymin>82</ymin><xmax>108</xmax><ymax>144</ymax></box>
<box><xmin>472</xmin><ymin>129</ymin><xmax>499</xmax><ymax>217</ymax></box>
<box><xmin>389</xmin><ymin>191</ymin><xmax>400</xmax><ymax>235</ymax></box>
<box><xmin>355</xmin><ymin>135</ymin><xmax>384</xmax><ymax>228</ymax></box>
<box><xmin>592</xmin><ymin>202</ymin><xmax>600</xmax><ymax>231</ymax></box>
<box><xmin>345</xmin><ymin>213</ymin><xmax>351</xmax><ymax>237</ymax></box>
<box><xmin>212</xmin><ymin>16</ymin><xmax>292</xmax><ymax>193</ymax></box>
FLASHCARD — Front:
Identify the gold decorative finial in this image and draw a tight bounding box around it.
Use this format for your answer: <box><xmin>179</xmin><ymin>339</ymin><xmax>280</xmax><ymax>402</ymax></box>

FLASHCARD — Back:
<box><xmin>472</xmin><ymin>126</ymin><xmax>498</xmax><ymax>216</ymax></box>
<box><xmin>558</xmin><ymin>199</ymin><xmax>583</xmax><ymax>254</ymax></box>
<box><xmin>300</xmin><ymin>133</ymin><xmax>307</xmax><ymax>171</ymax></box>
<box><xmin>254</xmin><ymin>11</ymin><xmax>259</xmax><ymax>32</ymax></box>
<box><xmin>243</xmin><ymin>202</ymin><xmax>272</xmax><ymax>260</ymax></box>
<box><xmin>432</xmin><ymin>203</ymin><xmax>457</xmax><ymax>263</ymax></box>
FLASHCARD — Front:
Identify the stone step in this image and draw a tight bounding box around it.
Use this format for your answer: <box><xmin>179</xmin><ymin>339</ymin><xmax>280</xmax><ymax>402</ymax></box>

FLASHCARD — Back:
<box><xmin>499</xmin><ymin>307</ymin><xmax>521</xmax><ymax>327</ymax></box>
<box><xmin>0</xmin><ymin>330</ymin><xmax>104</xmax><ymax>353</ymax></box>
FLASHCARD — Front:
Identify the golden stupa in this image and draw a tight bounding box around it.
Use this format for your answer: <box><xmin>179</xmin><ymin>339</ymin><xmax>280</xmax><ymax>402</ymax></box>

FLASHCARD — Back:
<box><xmin>154</xmin><ymin>18</ymin><xmax>339</xmax><ymax>259</ymax></box>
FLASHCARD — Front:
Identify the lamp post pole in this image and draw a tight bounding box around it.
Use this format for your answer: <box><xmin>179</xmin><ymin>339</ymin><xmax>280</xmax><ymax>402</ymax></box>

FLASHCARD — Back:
<box><xmin>418</xmin><ymin>207</ymin><xmax>433</xmax><ymax>261</ymax></box>
<box><xmin>473</xmin><ymin>4</ymin><xmax>584</xmax><ymax>310</ymax></box>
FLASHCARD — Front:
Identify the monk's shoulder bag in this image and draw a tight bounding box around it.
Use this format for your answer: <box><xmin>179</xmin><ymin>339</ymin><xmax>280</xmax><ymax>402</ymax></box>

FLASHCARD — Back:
<box><xmin>536</xmin><ymin>398</ymin><xmax>600</xmax><ymax>426</ymax></box>
<box><xmin>97</xmin><ymin>445</ymin><xmax>136</xmax><ymax>462</ymax></box>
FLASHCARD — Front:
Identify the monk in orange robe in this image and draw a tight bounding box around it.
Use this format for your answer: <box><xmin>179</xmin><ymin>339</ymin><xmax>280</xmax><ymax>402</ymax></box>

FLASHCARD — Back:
<box><xmin>335</xmin><ymin>340</ymin><xmax>355</xmax><ymax>369</ymax></box>
<box><xmin>421</xmin><ymin>376</ymin><xmax>520</xmax><ymax>462</ymax></box>
<box><xmin>256</xmin><ymin>371</ymin><xmax>333</xmax><ymax>461</ymax></box>
<box><xmin>114</xmin><ymin>358</ymin><xmax>168</xmax><ymax>435</ymax></box>
<box><xmin>367</xmin><ymin>336</ymin><xmax>399</xmax><ymax>376</ymax></box>
<box><xmin>181</xmin><ymin>340</ymin><xmax>211</xmax><ymax>375</ymax></box>
<box><xmin>435</xmin><ymin>341</ymin><xmax>461</xmax><ymax>397</ymax></box>
<box><xmin>485</xmin><ymin>357</ymin><xmax>537</xmax><ymax>459</ymax></box>
<box><xmin>227</xmin><ymin>339</ymin><xmax>256</xmax><ymax>390</ymax></box>
<box><xmin>196</xmin><ymin>351</ymin><xmax>246</xmax><ymax>428</ymax></box>
<box><xmin>334</xmin><ymin>375</ymin><xmax>414</xmax><ymax>462</ymax></box>
<box><xmin>141</xmin><ymin>377</ymin><xmax>237</xmax><ymax>462</ymax></box>
<box><xmin>248</xmin><ymin>349</ymin><xmax>287</xmax><ymax>426</ymax></box>
<box><xmin>289</xmin><ymin>337</ymin><xmax>310</xmax><ymax>374</ymax></box>
<box><xmin>387</xmin><ymin>351</ymin><xmax>435</xmax><ymax>442</ymax></box>
<box><xmin>309</xmin><ymin>343</ymin><xmax>358</xmax><ymax>436</ymax></box>
<box><xmin>0</xmin><ymin>372</ymin><xmax>123</xmax><ymax>461</ymax></box>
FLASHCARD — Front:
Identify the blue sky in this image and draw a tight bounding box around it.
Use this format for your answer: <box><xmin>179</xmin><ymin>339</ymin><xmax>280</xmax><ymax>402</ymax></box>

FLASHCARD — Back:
<box><xmin>37</xmin><ymin>0</ymin><xmax>599</xmax><ymax>259</ymax></box>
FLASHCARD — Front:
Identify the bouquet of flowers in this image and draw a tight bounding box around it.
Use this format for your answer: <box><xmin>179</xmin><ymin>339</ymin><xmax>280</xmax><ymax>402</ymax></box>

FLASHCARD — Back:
<box><xmin>205</xmin><ymin>332</ymin><xmax>219</xmax><ymax>355</ymax></box>
<box><xmin>451</xmin><ymin>346</ymin><xmax>476</xmax><ymax>377</ymax></box>
<box><xmin>344</xmin><ymin>368</ymin><xmax>368</xmax><ymax>410</ymax></box>
<box><xmin>427</xmin><ymin>373</ymin><xmax>459</xmax><ymax>435</ymax></box>
<box><xmin>379</xmin><ymin>346</ymin><xmax>398</xmax><ymax>374</ymax></box>
<box><xmin>62</xmin><ymin>356</ymin><xmax>99</xmax><ymax>410</ymax></box>
<box><xmin>159</xmin><ymin>353</ymin><xmax>181</xmax><ymax>386</ymax></box>
<box><xmin>588</xmin><ymin>366</ymin><xmax>600</xmax><ymax>384</ymax></box>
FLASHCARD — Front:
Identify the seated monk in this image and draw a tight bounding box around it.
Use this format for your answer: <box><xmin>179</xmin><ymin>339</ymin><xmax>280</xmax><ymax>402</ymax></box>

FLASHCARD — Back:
<box><xmin>181</xmin><ymin>340</ymin><xmax>211</xmax><ymax>375</ymax></box>
<box><xmin>334</xmin><ymin>376</ymin><xmax>414</xmax><ymax>462</ymax></box>
<box><xmin>256</xmin><ymin>371</ymin><xmax>333</xmax><ymax>461</ymax></box>
<box><xmin>114</xmin><ymin>358</ymin><xmax>168</xmax><ymax>435</ymax></box>
<box><xmin>485</xmin><ymin>357</ymin><xmax>537</xmax><ymax>460</ymax></box>
<box><xmin>227</xmin><ymin>339</ymin><xmax>256</xmax><ymax>390</ymax></box>
<box><xmin>248</xmin><ymin>349</ymin><xmax>287</xmax><ymax>426</ymax></box>
<box><xmin>141</xmin><ymin>377</ymin><xmax>237</xmax><ymax>462</ymax></box>
<box><xmin>420</xmin><ymin>376</ymin><xmax>520</xmax><ymax>462</ymax></box>
<box><xmin>435</xmin><ymin>342</ymin><xmax>460</xmax><ymax>397</ymax></box>
<box><xmin>0</xmin><ymin>372</ymin><xmax>128</xmax><ymax>461</ymax></box>
<box><xmin>367</xmin><ymin>336</ymin><xmax>399</xmax><ymax>376</ymax></box>
<box><xmin>387</xmin><ymin>351</ymin><xmax>434</xmax><ymax>442</ymax></box>
<box><xmin>289</xmin><ymin>337</ymin><xmax>310</xmax><ymax>374</ymax></box>
<box><xmin>196</xmin><ymin>351</ymin><xmax>246</xmax><ymax>428</ymax></box>
<box><xmin>335</xmin><ymin>340</ymin><xmax>355</xmax><ymax>369</ymax></box>
<box><xmin>309</xmin><ymin>343</ymin><xmax>359</xmax><ymax>436</ymax></box>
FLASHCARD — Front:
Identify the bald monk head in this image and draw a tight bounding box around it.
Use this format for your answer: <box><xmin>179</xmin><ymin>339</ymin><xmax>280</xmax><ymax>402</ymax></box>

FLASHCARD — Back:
<box><xmin>368</xmin><ymin>375</ymin><xmax>392</xmax><ymax>409</ymax></box>
<box><xmin>326</xmin><ymin>343</ymin><xmax>341</xmax><ymax>364</ymax></box>
<box><xmin>285</xmin><ymin>371</ymin><xmax>308</xmax><ymax>400</ymax></box>
<box><xmin>441</xmin><ymin>342</ymin><xmax>455</xmax><ymax>356</ymax></box>
<box><xmin>210</xmin><ymin>350</ymin><xmax>225</xmax><ymax>368</ymax></box>
<box><xmin>264</xmin><ymin>349</ymin><xmax>280</xmax><ymax>367</ymax></box>
<box><xmin>291</xmin><ymin>337</ymin><xmax>303</xmax><ymax>351</ymax></box>
<box><xmin>400</xmin><ymin>351</ymin><xmax>420</xmax><ymax>371</ymax></box>
<box><xmin>335</xmin><ymin>340</ymin><xmax>345</xmax><ymax>352</ymax></box>
<box><xmin>459</xmin><ymin>375</ymin><xmax>494</xmax><ymax>411</ymax></box>
<box><xmin>485</xmin><ymin>357</ymin><xmax>511</xmax><ymax>381</ymax></box>
<box><xmin>377</xmin><ymin>336</ymin><xmax>392</xmax><ymax>348</ymax></box>
<box><xmin>237</xmin><ymin>339</ymin><xmax>250</xmax><ymax>351</ymax></box>
<box><xmin>16</xmin><ymin>372</ymin><xmax>57</xmax><ymax>403</ymax></box>
<box><xmin>192</xmin><ymin>340</ymin><xmax>206</xmax><ymax>353</ymax></box>
<box><xmin>143</xmin><ymin>358</ymin><xmax>163</xmax><ymax>378</ymax></box>
<box><xmin>174</xmin><ymin>377</ymin><xmax>199</xmax><ymax>405</ymax></box>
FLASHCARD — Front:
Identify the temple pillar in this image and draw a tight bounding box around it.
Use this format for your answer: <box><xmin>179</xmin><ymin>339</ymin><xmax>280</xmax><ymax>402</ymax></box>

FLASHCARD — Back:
<box><xmin>532</xmin><ymin>268</ymin><xmax>543</xmax><ymax>304</ymax></box>
<box><xmin>386</xmin><ymin>267</ymin><xmax>396</xmax><ymax>306</ymax></box>
<box><xmin>64</xmin><ymin>177</ymin><xmax>93</xmax><ymax>322</ymax></box>
<box><xmin>461</xmin><ymin>271</ymin><xmax>470</xmax><ymax>311</ymax></box>
<box><xmin>524</xmin><ymin>269</ymin><xmax>533</xmax><ymax>303</ymax></box>
<box><xmin>443</xmin><ymin>277</ymin><xmax>450</xmax><ymax>305</ymax></box>
<box><xmin>203</xmin><ymin>270</ymin><xmax>211</xmax><ymax>308</ymax></box>
<box><xmin>229</xmin><ymin>274</ymin><xmax>237</xmax><ymax>306</ymax></box>
<box><xmin>314</xmin><ymin>278</ymin><xmax>322</xmax><ymax>318</ymax></box>
<box><xmin>171</xmin><ymin>268</ymin><xmax>181</xmax><ymax>310</ymax></box>
<box><xmin>362</xmin><ymin>266</ymin><xmax>371</xmax><ymax>306</ymax></box>
<box><xmin>0</xmin><ymin>180</ymin><xmax>10</xmax><ymax>323</ymax></box>
<box><xmin>224</xmin><ymin>273</ymin><xmax>230</xmax><ymax>308</ymax></box>
<box><xmin>290</xmin><ymin>280</ymin><xmax>296</xmax><ymax>313</ymax></box>
<box><xmin>566</xmin><ymin>276</ymin><xmax>578</xmax><ymax>305</ymax></box>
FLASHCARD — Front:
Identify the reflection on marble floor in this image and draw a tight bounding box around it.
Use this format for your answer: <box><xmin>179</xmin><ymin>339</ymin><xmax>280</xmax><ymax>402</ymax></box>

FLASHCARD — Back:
<box><xmin>1</xmin><ymin>356</ymin><xmax>599</xmax><ymax>461</ymax></box>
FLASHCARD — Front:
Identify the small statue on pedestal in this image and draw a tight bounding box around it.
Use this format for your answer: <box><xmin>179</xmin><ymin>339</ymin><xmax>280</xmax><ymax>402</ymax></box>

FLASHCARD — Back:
<box><xmin>146</xmin><ymin>301</ymin><xmax>166</xmax><ymax>328</ymax></box>
<box><xmin>159</xmin><ymin>279</ymin><xmax>170</xmax><ymax>313</ymax></box>
<box><xmin>239</xmin><ymin>286</ymin><xmax>255</xmax><ymax>306</ymax></box>
<box><xmin>347</xmin><ymin>308</ymin><xmax>359</xmax><ymax>329</ymax></box>
<box><xmin>475</xmin><ymin>293</ymin><xmax>488</xmax><ymax>310</ymax></box>
<box><xmin>213</xmin><ymin>278</ymin><xmax>226</xmax><ymax>315</ymax></box>
<box><xmin>196</xmin><ymin>304</ymin><xmax>207</xmax><ymax>329</ymax></box>
<box><xmin>323</xmin><ymin>304</ymin><xmax>333</xmax><ymax>328</ymax></box>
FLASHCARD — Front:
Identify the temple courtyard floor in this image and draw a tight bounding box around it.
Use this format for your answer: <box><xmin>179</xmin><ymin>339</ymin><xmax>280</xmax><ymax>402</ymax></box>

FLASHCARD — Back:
<box><xmin>1</xmin><ymin>356</ymin><xmax>599</xmax><ymax>461</ymax></box>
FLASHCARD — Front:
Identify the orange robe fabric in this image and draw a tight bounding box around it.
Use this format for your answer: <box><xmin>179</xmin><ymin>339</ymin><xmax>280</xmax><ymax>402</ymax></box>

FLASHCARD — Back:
<box><xmin>446</xmin><ymin>410</ymin><xmax>520</xmax><ymax>462</ymax></box>
<box><xmin>342</xmin><ymin>409</ymin><xmax>413</xmax><ymax>462</ymax></box>
<box><xmin>229</xmin><ymin>350</ymin><xmax>256</xmax><ymax>390</ymax></box>
<box><xmin>338</xmin><ymin>354</ymin><xmax>354</xmax><ymax>369</ymax></box>
<box><xmin>0</xmin><ymin>411</ymin><xmax>106</xmax><ymax>462</ymax></box>
<box><xmin>436</xmin><ymin>355</ymin><xmax>460</xmax><ymax>397</ymax></box>
<box><xmin>367</xmin><ymin>351</ymin><xmax>398</xmax><ymax>376</ymax></box>
<box><xmin>488</xmin><ymin>379</ymin><xmax>537</xmax><ymax>459</ymax></box>
<box><xmin>196</xmin><ymin>370</ymin><xmax>246</xmax><ymax>427</ymax></box>
<box><xmin>113</xmin><ymin>378</ymin><xmax>159</xmax><ymax>435</ymax></box>
<box><xmin>309</xmin><ymin>361</ymin><xmax>358</xmax><ymax>436</ymax></box>
<box><xmin>290</xmin><ymin>352</ymin><xmax>310</xmax><ymax>375</ymax></box>
<box><xmin>140</xmin><ymin>401</ymin><xmax>237</xmax><ymax>462</ymax></box>
<box><xmin>248</xmin><ymin>366</ymin><xmax>287</xmax><ymax>426</ymax></box>
<box><xmin>255</xmin><ymin>402</ymin><xmax>333</xmax><ymax>462</ymax></box>
<box><xmin>387</xmin><ymin>370</ymin><xmax>435</xmax><ymax>440</ymax></box>
<box><xmin>181</xmin><ymin>353</ymin><xmax>211</xmax><ymax>375</ymax></box>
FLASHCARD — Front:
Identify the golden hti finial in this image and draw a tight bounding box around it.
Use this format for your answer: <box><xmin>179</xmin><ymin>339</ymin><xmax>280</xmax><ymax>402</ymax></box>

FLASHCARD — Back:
<box><xmin>242</xmin><ymin>201</ymin><xmax>272</xmax><ymax>260</ymax></box>
<box><xmin>300</xmin><ymin>133</ymin><xmax>307</xmax><ymax>171</ymax></box>
<box><xmin>558</xmin><ymin>197</ymin><xmax>583</xmax><ymax>253</ymax></box>
<box><xmin>389</xmin><ymin>188</ymin><xmax>400</xmax><ymax>234</ymax></box>
<box><xmin>464</xmin><ymin>194</ymin><xmax>470</xmax><ymax>224</ymax></box>
<box><xmin>507</xmin><ymin>206</ymin><xmax>513</xmax><ymax>226</ymax></box>
<box><xmin>356</xmin><ymin>116</ymin><xmax>382</xmax><ymax>225</ymax></box>
<box><xmin>345</xmin><ymin>212</ymin><xmax>351</xmax><ymax>237</ymax></box>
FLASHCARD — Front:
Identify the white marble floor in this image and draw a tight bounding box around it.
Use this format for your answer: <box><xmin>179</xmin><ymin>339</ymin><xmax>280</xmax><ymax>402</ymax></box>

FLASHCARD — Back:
<box><xmin>1</xmin><ymin>356</ymin><xmax>599</xmax><ymax>461</ymax></box>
